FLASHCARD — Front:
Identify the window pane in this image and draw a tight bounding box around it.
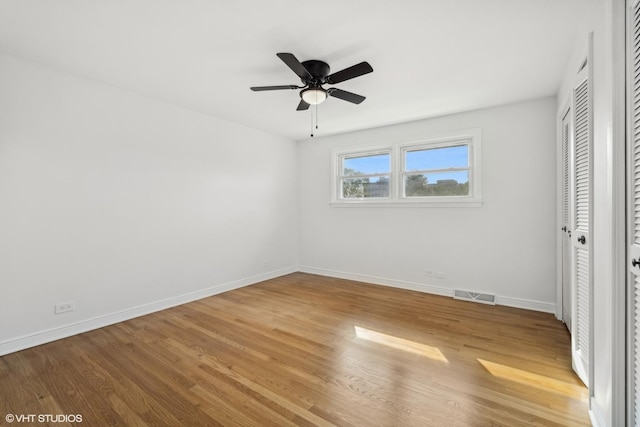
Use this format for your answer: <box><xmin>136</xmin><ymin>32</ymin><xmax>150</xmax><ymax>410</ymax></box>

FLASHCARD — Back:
<box><xmin>343</xmin><ymin>153</ymin><xmax>390</xmax><ymax>176</ymax></box>
<box><xmin>405</xmin><ymin>145</ymin><xmax>468</xmax><ymax>171</ymax></box>
<box><xmin>341</xmin><ymin>176</ymin><xmax>390</xmax><ymax>198</ymax></box>
<box><xmin>404</xmin><ymin>171</ymin><xmax>469</xmax><ymax>197</ymax></box>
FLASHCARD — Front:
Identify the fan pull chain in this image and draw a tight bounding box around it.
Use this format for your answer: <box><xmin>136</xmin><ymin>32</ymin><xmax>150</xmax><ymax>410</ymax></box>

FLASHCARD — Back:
<box><xmin>309</xmin><ymin>103</ymin><xmax>319</xmax><ymax>138</ymax></box>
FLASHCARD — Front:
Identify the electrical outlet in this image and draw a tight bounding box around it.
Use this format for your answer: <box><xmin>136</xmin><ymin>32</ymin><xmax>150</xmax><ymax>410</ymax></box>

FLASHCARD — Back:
<box><xmin>55</xmin><ymin>301</ymin><xmax>75</xmax><ymax>314</ymax></box>
<box><xmin>423</xmin><ymin>269</ymin><xmax>434</xmax><ymax>277</ymax></box>
<box><xmin>435</xmin><ymin>272</ymin><xmax>446</xmax><ymax>279</ymax></box>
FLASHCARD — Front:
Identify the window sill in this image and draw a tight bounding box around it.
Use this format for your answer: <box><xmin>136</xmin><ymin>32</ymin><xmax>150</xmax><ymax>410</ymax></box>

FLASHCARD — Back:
<box><xmin>329</xmin><ymin>199</ymin><xmax>483</xmax><ymax>208</ymax></box>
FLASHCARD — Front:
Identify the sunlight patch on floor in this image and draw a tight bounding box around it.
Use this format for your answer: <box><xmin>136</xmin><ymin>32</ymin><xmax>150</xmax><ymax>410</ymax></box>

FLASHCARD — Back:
<box><xmin>354</xmin><ymin>326</ymin><xmax>448</xmax><ymax>362</ymax></box>
<box><xmin>477</xmin><ymin>358</ymin><xmax>587</xmax><ymax>401</ymax></box>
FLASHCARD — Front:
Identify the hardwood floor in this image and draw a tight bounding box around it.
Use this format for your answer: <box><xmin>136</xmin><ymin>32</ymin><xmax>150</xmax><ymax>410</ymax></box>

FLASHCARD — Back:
<box><xmin>0</xmin><ymin>273</ymin><xmax>589</xmax><ymax>426</ymax></box>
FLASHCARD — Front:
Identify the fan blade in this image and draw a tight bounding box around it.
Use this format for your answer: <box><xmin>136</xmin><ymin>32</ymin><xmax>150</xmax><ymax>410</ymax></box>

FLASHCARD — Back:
<box><xmin>326</xmin><ymin>62</ymin><xmax>373</xmax><ymax>84</ymax></box>
<box><xmin>277</xmin><ymin>53</ymin><xmax>312</xmax><ymax>79</ymax></box>
<box><xmin>296</xmin><ymin>99</ymin><xmax>310</xmax><ymax>111</ymax></box>
<box><xmin>250</xmin><ymin>85</ymin><xmax>299</xmax><ymax>91</ymax></box>
<box><xmin>327</xmin><ymin>88</ymin><xmax>366</xmax><ymax>104</ymax></box>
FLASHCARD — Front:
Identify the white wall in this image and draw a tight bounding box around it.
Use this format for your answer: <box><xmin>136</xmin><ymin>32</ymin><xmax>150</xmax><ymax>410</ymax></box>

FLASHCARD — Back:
<box><xmin>297</xmin><ymin>97</ymin><xmax>557</xmax><ymax>312</ymax></box>
<box><xmin>0</xmin><ymin>54</ymin><xmax>298</xmax><ymax>354</ymax></box>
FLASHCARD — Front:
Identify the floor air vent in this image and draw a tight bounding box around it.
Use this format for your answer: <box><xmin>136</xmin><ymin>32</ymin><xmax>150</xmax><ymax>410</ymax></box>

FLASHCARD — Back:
<box><xmin>454</xmin><ymin>290</ymin><xmax>496</xmax><ymax>305</ymax></box>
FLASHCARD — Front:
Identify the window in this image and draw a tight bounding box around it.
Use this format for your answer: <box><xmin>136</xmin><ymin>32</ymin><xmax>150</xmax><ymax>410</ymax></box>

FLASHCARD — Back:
<box><xmin>337</xmin><ymin>150</ymin><xmax>391</xmax><ymax>199</ymax></box>
<box><xmin>402</xmin><ymin>143</ymin><xmax>470</xmax><ymax>198</ymax></box>
<box><xmin>331</xmin><ymin>129</ymin><xmax>481</xmax><ymax>207</ymax></box>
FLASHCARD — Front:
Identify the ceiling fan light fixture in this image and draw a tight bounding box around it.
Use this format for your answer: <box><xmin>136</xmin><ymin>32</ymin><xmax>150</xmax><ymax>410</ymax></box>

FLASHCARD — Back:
<box><xmin>301</xmin><ymin>87</ymin><xmax>327</xmax><ymax>105</ymax></box>
<box><xmin>250</xmin><ymin>53</ymin><xmax>372</xmax><ymax>112</ymax></box>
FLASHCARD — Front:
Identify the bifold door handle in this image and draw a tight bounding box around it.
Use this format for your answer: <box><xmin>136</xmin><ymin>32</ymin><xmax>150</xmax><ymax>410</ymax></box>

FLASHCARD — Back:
<box><xmin>577</xmin><ymin>236</ymin><xmax>586</xmax><ymax>245</ymax></box>
<box><xmin>633</xmin><ymin>258</ymin><xmax>640</xmax><ymax>268</ymax></box>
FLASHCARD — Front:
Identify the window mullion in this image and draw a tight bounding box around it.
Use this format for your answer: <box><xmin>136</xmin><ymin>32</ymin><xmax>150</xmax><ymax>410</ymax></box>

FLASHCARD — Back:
<box><xmin>403</xmin><ymin>166</ymin><xmax>470</xmax><ymax>175</ymax></box>
<box><xmin>339</xmin><ymin>172</ymin><xmax>390</xmax><ymax>179</ymax></box>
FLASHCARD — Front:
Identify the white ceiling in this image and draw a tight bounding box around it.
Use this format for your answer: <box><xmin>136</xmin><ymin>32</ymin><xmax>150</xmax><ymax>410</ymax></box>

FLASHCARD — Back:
<box><xmin>0</xmin><ymin>0</ymin><xmax>593</xmax><ymax>141</ymax></box>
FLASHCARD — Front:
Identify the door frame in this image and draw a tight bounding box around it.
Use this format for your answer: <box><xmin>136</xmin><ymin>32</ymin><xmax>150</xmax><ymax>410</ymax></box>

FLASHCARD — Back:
<box><xmin>624</xmin><ymin>0</ymin><xmax>635</xmax><ymax>424</ymax></box>
<box><xmin>557</xmin><ymin>98</ymin><xmax>572</xmax><ymax>325</ymax></box>
<box><xmin>604</xmin><ymin>0</ymin><xmax>625</xmax><ymax>423</ymax></box>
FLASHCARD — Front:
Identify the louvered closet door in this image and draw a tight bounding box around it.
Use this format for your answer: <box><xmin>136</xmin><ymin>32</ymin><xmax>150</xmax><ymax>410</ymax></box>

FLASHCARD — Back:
<box><xmin>561</xmin><ymin>108</ymin><xmax>572</xmax><ymax>331</ymax></box>
<box><xmin>628</xmin><ymin>0</ymin><xmax>640</xmax><ymax>423</ymax></box>
<box><xmin>571</xmin><ymin>55</ymin><xmax>592</xmax><ymax>387</ymax></box>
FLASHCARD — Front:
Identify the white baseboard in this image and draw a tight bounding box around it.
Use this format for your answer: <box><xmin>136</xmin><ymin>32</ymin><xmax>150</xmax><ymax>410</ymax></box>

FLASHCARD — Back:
<box><xmin>298</xmin><ymin>266</ymin><xmax>556</xmax><ymax>314</ymax></box>
<box><xmin>589</xmin><ymin>397</ymin><xmax>606</xmax><ymax>427</ymax></box>
<box><xmin>0</xmin><ymin>266</ymin><xmax>297</xmax><ymax>356</ymax></box>
<box><xmin>298</xmin><ymin>266</ymin><xmax>453</xmax><ymax>297</ymax></box>
<box><xmin>495</xmin><ymin>295</ymin><xmax>556</xmax><ymax>314</ymax></box>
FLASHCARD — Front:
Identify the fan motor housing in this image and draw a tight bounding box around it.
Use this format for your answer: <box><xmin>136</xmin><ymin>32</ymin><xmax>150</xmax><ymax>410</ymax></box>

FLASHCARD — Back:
<box><xmin>301</xmin><ymin>60</ymin><xmax>330</xmax><ymax>84</ymax></box>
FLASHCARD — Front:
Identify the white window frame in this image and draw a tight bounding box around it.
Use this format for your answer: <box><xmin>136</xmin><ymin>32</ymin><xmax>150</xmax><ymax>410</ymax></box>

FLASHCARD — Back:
<box><xmin>331</xmin><ymin>128</ymin><xmax>482</xmax><ymax>207</ymax></box>
<box><xmin>333</xmin><ymin>147</ymin><xmax>393</xmax><ymax>202</ymax></box>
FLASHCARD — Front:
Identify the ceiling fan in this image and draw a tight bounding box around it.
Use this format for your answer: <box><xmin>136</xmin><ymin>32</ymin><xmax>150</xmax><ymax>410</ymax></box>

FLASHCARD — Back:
<box><xmin>250</xmin><ymin>53</ymin><xmax>373</xmax><ymax>111</ymax></box>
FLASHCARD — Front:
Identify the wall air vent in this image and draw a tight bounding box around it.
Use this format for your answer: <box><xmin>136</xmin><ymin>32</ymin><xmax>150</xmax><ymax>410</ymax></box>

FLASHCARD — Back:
<box><xmin>453</xmin><ymin>290</ymin><xmax>496</xmax><ymax>305</ymax></box>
